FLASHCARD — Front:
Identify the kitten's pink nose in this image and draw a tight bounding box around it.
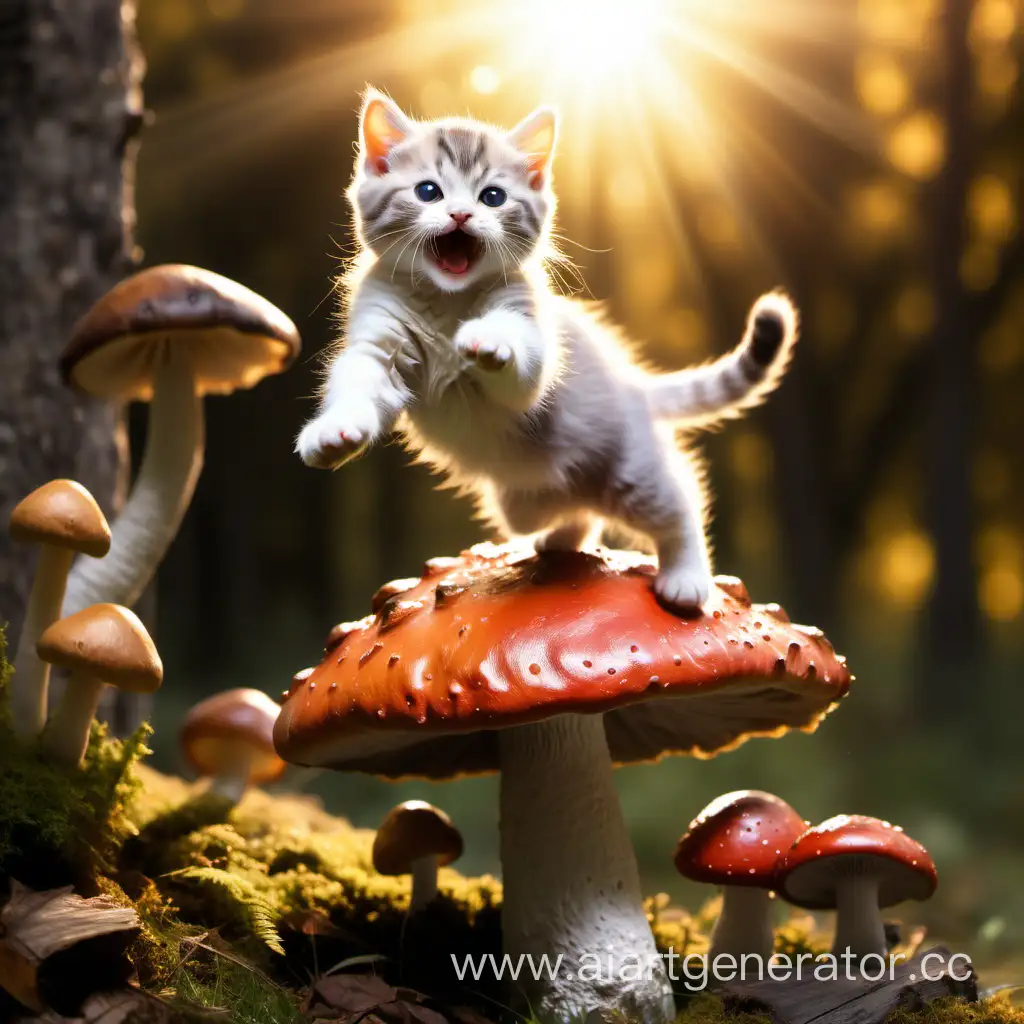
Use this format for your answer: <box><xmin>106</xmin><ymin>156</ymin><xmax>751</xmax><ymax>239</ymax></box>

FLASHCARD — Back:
<box><xmin>450</xmin><ymin>212</ymin><xmax>472</xmax><ymax>225</ymax></box>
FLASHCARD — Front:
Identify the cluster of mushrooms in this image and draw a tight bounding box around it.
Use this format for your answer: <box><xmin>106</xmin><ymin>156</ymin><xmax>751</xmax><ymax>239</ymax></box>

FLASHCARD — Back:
<box><xmin>675</xmin><ymin>790</ymin><xmax>937</xmax><ymax>962</ymax></box>
<box><xmin>5</xmin><ymin>264</ymin><xmax>299</xmax><ymax>764</ymax></box>
<box><xmin>4</xmin><ymin>264</ymin><xmax>930</xmax><ymax>1024</ymax></box>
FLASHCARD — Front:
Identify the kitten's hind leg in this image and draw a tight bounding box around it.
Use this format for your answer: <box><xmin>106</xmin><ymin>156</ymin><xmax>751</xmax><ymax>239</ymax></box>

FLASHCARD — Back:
<box><xmin>535</xmin><ymin>515</ymin><xmax>601</xmax><ymax>553</ymax></box>
<box><xmin>493</xmin><ymin>489</ymin><xmax>598</xmax><ymax>552</ymax></box>
<box><xmin>613</xmin><ymin>448</ymin><xmax>713</xmax><ymax>613</ymax></box>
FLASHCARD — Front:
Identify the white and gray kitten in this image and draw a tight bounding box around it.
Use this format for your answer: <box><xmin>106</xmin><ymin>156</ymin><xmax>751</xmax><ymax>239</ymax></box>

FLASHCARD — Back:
<box><xmin>296</xmin><ymin>89</ymin><xmax>798</xmax><ymax>612</ymax></box>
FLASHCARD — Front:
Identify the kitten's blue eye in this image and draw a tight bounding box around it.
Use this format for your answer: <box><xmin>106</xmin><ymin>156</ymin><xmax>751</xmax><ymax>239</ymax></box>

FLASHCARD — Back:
<box><xmin>415</xmin><ymin>181</ymin><xmax>443</xmax><ymax>202</ymax></box>
<box><xmin>479</xmin><ymin>186</ymin><xmax>507</xmax><ymax>208</ymax></box>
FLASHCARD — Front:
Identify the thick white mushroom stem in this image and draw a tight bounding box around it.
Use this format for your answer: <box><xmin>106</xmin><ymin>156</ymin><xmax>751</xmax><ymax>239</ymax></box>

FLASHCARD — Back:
<box><xmin>409</xmin><ymin>855</ymin><xmax>439</xmax><ymax>913</ymax></box>
<box><xmin>11</xmin><ymin>547</ymin><xmax>74</xmax><ymax>737</ymax></box>
<box><xmin>500</xmin><ymin>715</ymin><xmax>674</xmax><ymax>1024</ymax></box>
<box><xmin>710</xmin><ymin>887</ymin><xmax>775</xmax><ymax>960</ymax></box>
<box><xmin>63</xmin><ymin>356</ymin><xmax>204</xmax><ymax>616</ymax></box>
<box><xmin>833</xmin><ymin>873</ymin><xmax>886</xmax><ymax>959</ymax></box>
<box><xmin>40</xmin><ymin>674</ymin><xmax>105</xmax><ymax>766</ymax></box>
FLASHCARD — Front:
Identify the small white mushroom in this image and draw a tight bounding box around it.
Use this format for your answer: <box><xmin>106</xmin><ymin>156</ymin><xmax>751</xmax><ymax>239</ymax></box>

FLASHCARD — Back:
<box><xmin>8</xmin><ymin>481</ymin><xmax>111</xmax><ymax>738</ymax></box>
<box><xmin>372</xmin><ymin>800</ymin><xmax>463</xmax><ymax>912</ymax></box>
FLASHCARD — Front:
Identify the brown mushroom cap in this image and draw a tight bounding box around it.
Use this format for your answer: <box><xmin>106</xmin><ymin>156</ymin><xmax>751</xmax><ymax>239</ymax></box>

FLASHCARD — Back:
<box><xmin>674</xmin><ymin>790</ymin><xmax>807</xmax><ymax>887</ymax></box>
<box><xmin>776</xmin><ymin>814</ymin><xmax>938</xmax><ymax>910</ymax></box>
<box><xmin>36</xmin><ymin>604</ymin><xmax>163</xmax><ymax>692</ymax></box>
<box><xmin>274</xmin><ymin>543</ymin><xmax>852</xmax><ymax>778</ymax></box>
<box><xmin>181</xmin><ymin>688</ymin><xmax>287</xmax><ymax>785</ymax></box>
<box><xmin>9</xmin><ymin>480</ymin><xmax>111</xmax><ymax>558</ymax></box>
<box><xmin>372</xmin><ymin>800</ymin><xmax>464</xmax><ymax>875</ymax></box>
<box><xmin>61</xmin><ymin>264</ymin><xmax>301</xmax><ymax>401</ymax></box>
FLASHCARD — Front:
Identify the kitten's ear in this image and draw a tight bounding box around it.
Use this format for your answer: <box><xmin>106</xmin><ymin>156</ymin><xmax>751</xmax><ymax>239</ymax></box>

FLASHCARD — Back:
<box><xmin>507</xmin><ymin>108</ymin><xmax>557</xmax><ymax>190</ymax></box>
<box><xmin>359</xmin><ymin>89</ymin><xmax>413</xmax><ymax>175</ymax></box>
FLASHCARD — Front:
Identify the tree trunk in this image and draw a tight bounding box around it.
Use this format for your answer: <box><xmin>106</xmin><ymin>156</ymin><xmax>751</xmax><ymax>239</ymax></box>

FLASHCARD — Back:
<box><xmin>0</xmin><ymin>0</ymin><xmax>143</xmax><ymax>642</ymax></box>
<box><xmin>917</xmin><ymin>0</ymin><xmax>981</xmax><ymax>722</ymax></box>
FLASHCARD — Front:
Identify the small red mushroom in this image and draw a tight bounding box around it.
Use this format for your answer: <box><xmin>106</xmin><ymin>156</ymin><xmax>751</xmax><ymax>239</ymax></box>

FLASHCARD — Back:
<box><xmin>674</xmin><ymin>791</ymin><xmax>806</xmax><ymax>959</ymax></box>
<box><xmin>776</xmin><ymin>814</ymin><xmax>937</xmax><ymax>960</ymax></box>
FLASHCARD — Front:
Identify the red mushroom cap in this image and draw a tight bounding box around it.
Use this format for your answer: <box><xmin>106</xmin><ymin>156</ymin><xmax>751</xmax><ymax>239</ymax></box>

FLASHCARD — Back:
<box><xmin>274</xmin><ymin>544</ymin><xmax>852</xmax><ymax>779</ymax></box>
<box><xmin>776</xmin><ymin>814</ymin><xmax>937</xmax><ymax>910</ymax></box>
<box><xmin>674</xmin><ymin>790</ymin><xmax>807</xmax><ymax>887</ymax></box>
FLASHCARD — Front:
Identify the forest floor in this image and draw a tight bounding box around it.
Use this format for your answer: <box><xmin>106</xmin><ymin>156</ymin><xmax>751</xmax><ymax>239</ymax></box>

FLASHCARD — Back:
<box><xmin>1</xmin><ymin>652</ymin><xmax>1023</xmax><ymax>1024</ymax></box>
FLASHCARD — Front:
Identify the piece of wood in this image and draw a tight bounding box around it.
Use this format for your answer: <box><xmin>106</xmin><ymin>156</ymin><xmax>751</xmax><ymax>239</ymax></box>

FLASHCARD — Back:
<box><xmin>0</xmin><ymin>880</ymin><xmax>140</xmax><ymax>1014</ymax></box>
<box><xmin>720</xmin><ymin>947</ymin><xmax>977</xmax><ymax>1024</ymax></box>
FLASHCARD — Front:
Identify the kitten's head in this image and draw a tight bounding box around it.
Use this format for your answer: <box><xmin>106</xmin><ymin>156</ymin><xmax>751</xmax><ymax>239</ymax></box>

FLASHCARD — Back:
<box><xmin>350</xmin><ymin>89</ymin><xmax>557</xmax><ymax>293</ymax></box>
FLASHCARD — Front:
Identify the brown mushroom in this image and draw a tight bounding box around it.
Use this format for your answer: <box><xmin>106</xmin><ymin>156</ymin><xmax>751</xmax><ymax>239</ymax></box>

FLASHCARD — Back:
<box><xmin>776</xmin><ymin>814</ymin><xmax>937</xmax><ymax>960</ymax></box>
<box><xmin>60</xmin><ymin>265</ymin><xmax>300</xmax><ymax>617</ymax></box>
<box><xmin>180</xmin><ymin>688</ymin><xmax>286</xmax><ymax>804</ymax></box>
<box><xmin>372</xmin><ymin>800</ymin><xmax>463</xmax><ymax>912</ymax></box>
<box><xmin>8</xmin><ymin>481</ymin><xmax>111</xmax><ymax>737</ymax></box>
<box><xmin>36</xmin><ymin>604</ymin><xmax>162</xmax><ymax>765</ymax></box>
<box><xmin>275</xmin><ymin>543</ymin><xmax>852</xmax><ymax>1024</ymax></box>
<box><xmin>674</xmin><ymin>790</ymin><xmax>806</xmax><ymax>959</ymax></box>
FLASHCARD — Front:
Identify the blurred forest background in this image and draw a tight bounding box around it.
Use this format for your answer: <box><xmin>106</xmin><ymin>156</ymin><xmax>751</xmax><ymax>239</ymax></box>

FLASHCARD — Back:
<box><xmin>4</xmin><ymin>0</ymin><xmax>1024</xmax><ymax>971</ymax></box>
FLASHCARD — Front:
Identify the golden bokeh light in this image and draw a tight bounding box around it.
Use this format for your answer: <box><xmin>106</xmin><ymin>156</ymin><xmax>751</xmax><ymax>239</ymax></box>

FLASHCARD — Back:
<box><xmin>877</xmin><ymin>528</ymin><xmax>935</xmax><ymax>609</ymax></box>
<box><xmin>977</xmin><ymin>522</ymin><xmax>1024</xmax><ymax>624</ymax></box>
<box><xmin>980</xmin><ymin>567</ymin><xmax>1024</xmax><ymax>622</ymax></box>
<box><xmin>887</xmin><ymin>111</ymin><xmax>945</xmax><ymax>179</ymax></box>
<box><xmin>469</xmin><ymin>65</ymin><xmax>501</xmax><ymax>95</ymax></box>
<box><xmin>848</xmin><ymin>180</ymin><xmax>907</xmax><ymax>240</ymax></box>
<box><xmin>858</xmin><ymin>0</ymin><xmax>935</xmax><ymax>46</ymax></box>
<box><xmin>968</xmin><ymin>174</ymin><xmax>1016</xmax><ymax>242</ymax></box>
<box><xmin>969</xmin><ymin>0</ymin><xmax>1018</xmax><ymax>44</ymax></box>
<box><xmin>855</xmin><ymin>51</ymin><xmax>911</xmax><ymax>116</ymax></box>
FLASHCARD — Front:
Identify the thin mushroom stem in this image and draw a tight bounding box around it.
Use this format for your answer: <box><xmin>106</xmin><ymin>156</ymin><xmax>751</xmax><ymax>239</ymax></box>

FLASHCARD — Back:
<box><xmin>40</xmin><ymin>674</ymin><xmax>105</xmax><ymax>766</ymax></box>
<box><xmin>208</xmin><ymin>772</ymin><xmax>250</xmax><ymax>805</ymax></box>
<box><xmin>63</xmin><ymin>354</ymin><xmax>203</xmax><ymax>615</ymax></box>
<box><xmin>408</xmin><ymin>855</ymin><xmax>439</xmax><ymax>913</ymax></box>
<box><xmin>11</xmin><ymin>547</ymin><xmax>74</xmax><ymax>737</ymax></box>
<box><xmin>833</xmin><ymin>872</ymin><xmax>885</xmax><ymax>959</ymax></box>
<box><xmin>500</xmin><ymin>715</ymin><xmax>674</xmax><ymax>1024</ymax></box>
<box><xmin>710</xmin><ymin>887</ymin><xmax>775</xmax><ymax>960</ymax></box>
<box><xmin>207</xmin><ymin>747</ymin><xmax>256</xmax><ymax>806</ymax></box>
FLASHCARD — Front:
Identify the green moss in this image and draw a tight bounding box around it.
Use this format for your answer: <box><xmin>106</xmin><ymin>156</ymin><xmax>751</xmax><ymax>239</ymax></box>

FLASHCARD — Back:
<box><xmin>2</xmin><ymin>635</ymin><xmax>1020</xmax><ymax>1024</ymax></box>
<box><xmin>0</xmin><ymin>630</ymin><xmax>152</xmax><ymax>889</ymax></box>
<box><xmin>888</xmin><ymin>998</ymin><xmax>1024</xmax><ymax>1024</ymax></box>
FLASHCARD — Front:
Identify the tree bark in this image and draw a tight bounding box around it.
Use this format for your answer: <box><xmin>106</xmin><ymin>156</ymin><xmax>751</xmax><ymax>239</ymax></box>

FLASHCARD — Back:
<box><xmin>0</xmin><ymin>0</ymin><xmax>143</xmax><ymax>641</ymax></box>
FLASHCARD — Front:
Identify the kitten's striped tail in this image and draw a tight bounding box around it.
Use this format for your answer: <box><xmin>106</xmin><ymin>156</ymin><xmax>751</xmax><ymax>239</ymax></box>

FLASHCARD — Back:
<box><xmin>644</xmin><ymin>291</ymin><xmax>799</xmax><ymax>425</ymax></box>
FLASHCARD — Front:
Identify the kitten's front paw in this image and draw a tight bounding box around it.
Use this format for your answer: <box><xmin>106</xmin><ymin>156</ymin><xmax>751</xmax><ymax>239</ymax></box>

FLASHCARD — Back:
<box><xmin>654</xmin><ymin>565</ymin><xmax>712</xmax><ymax>615</ymax></box>
<box><xmin>295</xmin><ymin>407</ymin><xmax>377</xmax><ymax>469</ymax></box>
<box><xmin>454</xmin><ymin>323</ymin><xmax>514</xmax><ymax>373</ymax></box>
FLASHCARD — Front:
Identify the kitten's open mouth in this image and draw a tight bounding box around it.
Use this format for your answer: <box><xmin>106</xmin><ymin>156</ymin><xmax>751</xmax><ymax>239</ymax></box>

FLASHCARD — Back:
<box><xmin>428</xmin><ymin>229</ymin><xmax>482</xmax><ymax>276</ymax></box>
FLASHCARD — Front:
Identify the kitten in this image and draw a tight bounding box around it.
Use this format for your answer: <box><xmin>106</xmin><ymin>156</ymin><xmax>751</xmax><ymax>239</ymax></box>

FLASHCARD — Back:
<box><xmin>296</xmin><ymin>89</ymin><xmax>798</xmax><ymax>612</ymax></box>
